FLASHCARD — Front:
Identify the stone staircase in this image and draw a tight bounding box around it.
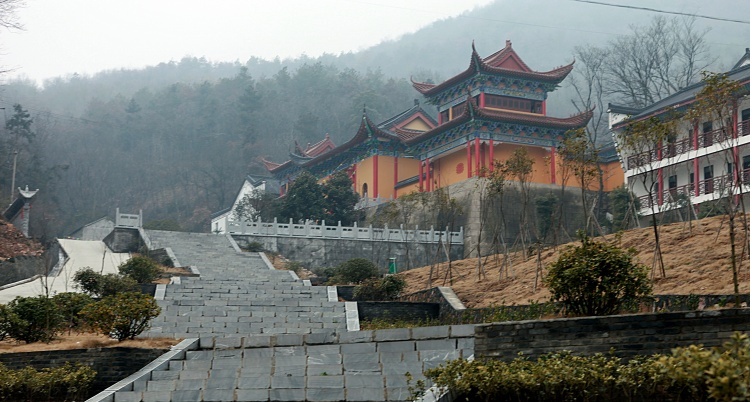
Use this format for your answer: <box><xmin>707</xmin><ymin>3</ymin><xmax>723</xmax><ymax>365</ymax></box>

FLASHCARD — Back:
<box><xmin>90</xmin><ymin>230</ymin><xmax>471</xmax><ymax>402</ymax></box>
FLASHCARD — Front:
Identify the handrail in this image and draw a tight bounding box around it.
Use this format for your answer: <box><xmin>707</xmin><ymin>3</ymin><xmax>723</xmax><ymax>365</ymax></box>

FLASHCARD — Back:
<box><xmin>225</xmin><ymin>218</ymin><xmax>464</xmax><ymax>244</ymax></box>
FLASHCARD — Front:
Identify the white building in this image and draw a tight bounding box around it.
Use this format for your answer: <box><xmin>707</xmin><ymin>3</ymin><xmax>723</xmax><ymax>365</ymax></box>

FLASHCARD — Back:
<box><xmin>610</xmin><ymin>51</ymin><xmax>750</xmax><ymax>222</ymax></box>
<box><xmin>210</xmin><ymin>175</ymin><xmax>279</xmax><ymax>234</ymax></box>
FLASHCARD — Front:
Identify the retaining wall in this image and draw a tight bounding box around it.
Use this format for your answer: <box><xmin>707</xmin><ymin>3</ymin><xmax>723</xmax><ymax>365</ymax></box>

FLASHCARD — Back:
<box><xmin>0</xmin><ymin>255</ymin><xmax>45</xmax><ymax>286</ymax></box>
<box><xmin>232</xmin><ymin>235</ymin><xmax>463</xmax><ymax>271</ymax></box>
<box><xmin>475</xmin><ymin>308</ymin><xmax>750</xmax><ymax>361</ymax></box>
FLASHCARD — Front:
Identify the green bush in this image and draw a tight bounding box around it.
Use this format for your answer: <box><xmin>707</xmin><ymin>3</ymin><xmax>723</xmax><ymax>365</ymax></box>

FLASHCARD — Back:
<box><xmin>0</xmin><ymin>362</ymin><xmax>96</xmax><ymax>402</ymax></box>
<box><xmin>80</xmin><ymin>292</ymin><xmax>161</xmax><ymax>341</ymax></box>
<box><xmin>7</xmin><ymin>296</ymin><xmax>64</xmax><ymax>343</ymax></box>
<box><xmin>544</xmin><ymin>232</ymin><xmax>652</xmax><ymax>316</ymax></box>
<box><xmin>52</xmin><ymin>292</ymin><xmax>94</xmax><ymax>333</ymax></box>
<box><xmin>73</xmin><ymin>268</ymin><xmax>138</xmax><ymax>298</ymax></box>
<box><xmin>425</xmin><ymin>333</ymin><xmax>750</xmax><ymax>402</ymax></box>
<box><xmin>328</xmin><ymin>258</ymin><xmax>379</xmax><ymax>285</ymax></box>
<box><xmin>118</xmin><ymin>255</ymin><xmax>162</xmax><ymax>284</ymax></box>
<box><xmin>353</xmin><ymin>275</ymin><xmax>406</xmax><ymax>300</ymax></box>
<box><xmin>0</xmin><ymin>305</ymin><xmax>13</xmax><ymax>341</ymax></box>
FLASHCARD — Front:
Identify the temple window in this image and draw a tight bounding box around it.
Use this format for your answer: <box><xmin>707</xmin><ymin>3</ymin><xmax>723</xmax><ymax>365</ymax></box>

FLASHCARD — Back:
<box><xmin>485</xmin><ymin>94</ymin><xmax>542</xmax><ymax>114</ymax></box>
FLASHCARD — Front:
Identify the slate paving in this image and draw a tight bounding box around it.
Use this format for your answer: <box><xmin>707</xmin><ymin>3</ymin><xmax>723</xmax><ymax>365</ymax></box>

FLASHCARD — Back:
<box><xmin>92</xmin><ymin>230</ymin><xmax>471</xmax><ymax>402</ymax></box>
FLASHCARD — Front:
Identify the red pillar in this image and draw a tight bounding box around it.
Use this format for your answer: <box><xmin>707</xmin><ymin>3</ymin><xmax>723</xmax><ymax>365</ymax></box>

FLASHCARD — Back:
<box><xmin>427</xmin><ymin>159</ymin><xmax>432</xmax><ymax>192</ymax></box>
<box><xmin>732</xmin><ymin>105</ymin><xmax>740</xmax><ymax>186</ymax></box>
<box><xmin>480</xmin><ymin>93</ymin><xmax>486</xmax><ymax>108</ymax></box>
<box><xmin>656</xmin><ymin>145</ymin><xmax>663</xmax><ymax>206</ymax></box>
<box><xmin>550</xmin><ymin>146</ymin><xmax>556</xmax><ymax>184</ymax></box>
<box><xmin>542</xmin><ymin>100</ymin><xmax>547</xmax><ymax>115</ymax></box>
<box><xmin>489</xmin><ymin>139</ymin><xmax>495</xmax><ymax>172</ymax></box>
<box><xmin>372</xmin><ymin>155</ymin><xmax>379</xmax><ymax>198</ymax></box>
<box><xmin>466</xmin><ymin>142</ymin><xmax>472</xmax><ymax>178</ymax></box>
<box><xmin>393</xmin><ymin>157</ymin><xmax>398</xmax><ymax>199</ymax></box>
<box><xmin>475</xmin><ymin>137</ymin><xmax>481</xmax><ymax>177</ymax></box>
<box><xmin>480</xmin><ymin>143</ymin><xmax>486</xmax><ymax>176</ymax></box>
<box><xmin>419</xmin><ymin>160</ymin><xmax>424</xmax><ymax>192</ymax></box>
<box><xmin>693</xmin><ymin>121</ymin><xmax>700</xmax><ymax>197</ymax></box>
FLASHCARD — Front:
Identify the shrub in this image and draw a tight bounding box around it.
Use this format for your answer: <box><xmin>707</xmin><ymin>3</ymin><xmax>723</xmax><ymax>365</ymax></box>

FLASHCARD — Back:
<box><xmin>425</xmin><ymin>333</ymin><xmax>750</xmax><ymax>401</ymax></box>
<box><xmin>353</xmin><ymin>275</ymin><xmax>406</xmax><ymax>301</ymax></box>
<box><xmin>0</xmin><ymin>305</ymin><xmax>13</xmax><ymax>341</ymax></box>
<box><xmin>544</xmin><ymin>232</ymin><xmax>652</xmax><ymax>316</ymax></box>
<box><xmin>72</xmin><ymin>267</ymin><xmax>100</xmax><ymax>296</ymax></box>
<box><xmin>52</xmin><ymin>292</ymin><xmax>94</xmax><ymax>334</ymax></box>
<box><xmin>80</xmin><ymin>292</ymin><xmax>161</xmax><ymax>341</ymax></box>
<box><xmin>0</xmin><ymin>362</ymin><xmax>96</xmax><ymax>401</ymax></box>
<box><xmin>7</xmin><ymin>296</ymin><xmax>64</xmax><ymax>343</ymax></box>
<box><xmin>73</xmin><ymin>268</ymin><xmax>138</xmax><ymax>298</ymax></box>
<box><xmin>118</xmin><ymin>255</ymin><xmax>162</xmax><ymax>284</ymax></box>
<box><xmin>328</xmin><ymin>258</ymin><xmax>379</xmax><ymax>284</ymax></box>
<box><xmin>285</xmin><ymin>261</ymin><xmax>303</xmax><ymax>274</ymax></box>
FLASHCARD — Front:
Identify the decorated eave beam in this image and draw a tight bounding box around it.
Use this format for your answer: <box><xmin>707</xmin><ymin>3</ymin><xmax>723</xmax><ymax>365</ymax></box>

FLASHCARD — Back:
<box><xmin>406</xmin><ymin>102</ymin><xmax>593</xmax><ymax>160</ymax></box>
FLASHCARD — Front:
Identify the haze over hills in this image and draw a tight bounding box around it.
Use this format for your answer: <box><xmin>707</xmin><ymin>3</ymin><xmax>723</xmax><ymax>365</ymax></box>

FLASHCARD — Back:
<box><xmin>0</xmin><ymin>0</ymin><xmax>748</xmax><ymax>237</ymax></box>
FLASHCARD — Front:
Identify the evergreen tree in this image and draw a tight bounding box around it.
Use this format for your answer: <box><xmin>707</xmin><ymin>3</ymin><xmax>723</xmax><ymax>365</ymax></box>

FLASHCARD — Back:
<box><xmin>322</xmin><ymin>171</ymin><xmax>359</xmax><ymax>225</ymax></box>
<box><xmin>280</xmin><ymin>171</ymin><xmax>325</xmax><ymax>222</ymax></box>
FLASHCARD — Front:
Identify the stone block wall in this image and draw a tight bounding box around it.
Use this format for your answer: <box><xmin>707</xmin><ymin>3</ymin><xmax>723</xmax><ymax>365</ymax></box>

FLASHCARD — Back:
<box><xmin>357</xmin><ymin>301</ymin><xmax>440</xmax><ymax>322</ymax></box>
<box><xmin>233</xmin><ymin>235</ymin><xmax>463</xmax><ymax>271</ymax></box>
<box><xmin>0</xmin><ymin>347</ymin><xmax>168</xmax><ymax>398</ymax></box>
<box><xmin>475</xmin><ymin>308</ymin><xmax>750</xmax><ymax>361</ymax></box>
<box><xmin>104</xmin><ymin>228</ymin><xmax>143</xmax><ymax>253</ymax></box>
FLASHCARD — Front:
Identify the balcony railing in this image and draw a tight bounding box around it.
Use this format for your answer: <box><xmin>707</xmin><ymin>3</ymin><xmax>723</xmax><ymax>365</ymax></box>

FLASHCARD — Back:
<box><xmin>637</xmin><ymin>169</ymin><xmax>750</xmax><ymax>209</ymax></box>
<box><xmin>626</xmin><ymin>120</ymin><xmax>750</xmax><ymax>170</ymax></box>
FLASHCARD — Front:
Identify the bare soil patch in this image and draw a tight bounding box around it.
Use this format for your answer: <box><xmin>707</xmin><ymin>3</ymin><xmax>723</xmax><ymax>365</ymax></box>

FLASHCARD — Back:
<box><xmin>401</xmin><ymin>215</ymin><xmax>750</xmax><ymax>308</ymax></box>
<box><xmin>0</xmin><ymin>333</ymin><xmax>180</xmax><ymax>354</ymax></box>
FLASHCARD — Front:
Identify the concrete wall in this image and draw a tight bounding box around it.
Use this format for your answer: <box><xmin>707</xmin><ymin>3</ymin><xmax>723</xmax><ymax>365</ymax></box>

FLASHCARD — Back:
<box><xmin>0</xmin><ymin>347</ymin><xmax>167</xmax><ymax>398</ymax></box>
<box><xmin>232</xmin><ymin>235</ymin><xmax>463</xmax><ymax>271</ymax></box>
<box><xmin>357</xmin><ymin>301</ymin><xmax>440</xmax><ymax>322</ymax></box>
<box><xmin>475</xmin><ymin>308</ymin><xmax>750</xmax><ymax>361</ymax></box>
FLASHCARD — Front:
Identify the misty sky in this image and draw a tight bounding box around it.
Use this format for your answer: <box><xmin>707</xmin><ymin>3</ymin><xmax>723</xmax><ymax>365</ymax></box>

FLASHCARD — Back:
<box><xmin>0</xmin><ymin>0</ymin><xmax>493</xmax><ymax>83</ymax></box>
<box><xmin>0</xmin><ymin>0</ymin><xmax>748</xmax><ymax>84</ymax></box>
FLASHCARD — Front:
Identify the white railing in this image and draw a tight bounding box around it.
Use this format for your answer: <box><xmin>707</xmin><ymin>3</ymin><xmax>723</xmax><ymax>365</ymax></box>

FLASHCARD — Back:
<box><xmin>225</xmin><ymin>217</ymin><xmax>464</xmax><ymax>244</ymax></box>
<box><xmin>115</xmin><ymin>208</ymin><xmax>142</xmax><ymax>228</ymax></box>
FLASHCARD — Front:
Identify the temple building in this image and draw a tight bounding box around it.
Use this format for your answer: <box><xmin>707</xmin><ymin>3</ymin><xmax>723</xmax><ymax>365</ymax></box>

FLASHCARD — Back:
<box><xmin>260</xmin><ymin>40</ymin><xmax>623</xmax><ymax>205</ymax></box>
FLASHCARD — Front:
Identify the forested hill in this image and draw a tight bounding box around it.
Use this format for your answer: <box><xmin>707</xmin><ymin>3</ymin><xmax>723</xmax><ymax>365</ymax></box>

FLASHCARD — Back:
<box><xmin>0</xmin><ymin>0</ymin><xmax>747</xmax><ymax>237</ymax></box>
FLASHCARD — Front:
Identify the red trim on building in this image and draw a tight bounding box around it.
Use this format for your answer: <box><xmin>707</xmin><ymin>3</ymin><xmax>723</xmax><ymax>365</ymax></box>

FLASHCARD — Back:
<box><xmin>373</xmin><ymin>155</ymin><xmax>379</xmax><ymax>198</ymax></box>
<box><xmin>480</xmin><ymin>93</ymin><xmax>486</xmax><ymax>108</ymax></box>
<box><xmin>480</xmin><ymin>143</ymin><xmax>486</xmax><ymax>176</ymax></box>
<box><xmin>542</xmin><ymin>100</ymin><xmax>547</xmax><ymax>116</ymax></box>
<box><xmin>693</xmin><ymin>122</ymin><xmax>699</xmax><ymax>197</ymax></box>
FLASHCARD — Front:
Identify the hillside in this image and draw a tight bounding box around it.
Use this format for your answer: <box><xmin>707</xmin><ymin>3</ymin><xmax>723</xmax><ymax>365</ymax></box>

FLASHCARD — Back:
<box><xmin>401</xmin><ymin>215</ymin><xmax>750</xmax><ymax>308</ymax></box>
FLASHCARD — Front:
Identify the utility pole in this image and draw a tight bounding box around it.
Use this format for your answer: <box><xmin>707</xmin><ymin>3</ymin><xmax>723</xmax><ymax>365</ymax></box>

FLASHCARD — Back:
<box><xmin>10</xmin><ymin>149</ymin><xmax>17</xmax><ymax>205</ymax></box>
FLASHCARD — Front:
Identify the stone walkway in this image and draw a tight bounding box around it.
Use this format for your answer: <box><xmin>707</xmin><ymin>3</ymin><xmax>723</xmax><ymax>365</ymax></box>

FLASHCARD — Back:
<box><xmin>90</xmin><ymin>230</ymin><xmax>470</xmax><ymax>402</ymax></box>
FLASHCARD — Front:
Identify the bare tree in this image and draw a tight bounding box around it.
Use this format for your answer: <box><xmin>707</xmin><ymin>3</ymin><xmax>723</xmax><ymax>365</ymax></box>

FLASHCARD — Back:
<box><xmin>603</xmin><ymin>16</ymin><xmax>714</xmax><ymax>109</ymax></box>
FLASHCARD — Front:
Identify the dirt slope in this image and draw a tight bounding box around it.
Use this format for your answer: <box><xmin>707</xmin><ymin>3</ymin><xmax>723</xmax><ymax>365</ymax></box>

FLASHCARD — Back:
<box><xmin>401</xmin><ymin>215</ymin><xmax>750</xmax><ymax>308</ymax></box>
<box><xmin>0</xmin><ymin>219</ymin><xmax>44</xmax><ymax>261</ymax></box>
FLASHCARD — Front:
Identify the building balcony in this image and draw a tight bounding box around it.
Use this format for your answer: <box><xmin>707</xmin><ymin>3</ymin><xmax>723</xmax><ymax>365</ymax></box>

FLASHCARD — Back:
<box><xmin>637</xmin><ymin>169</ymin><xmax>750</xmax><ymax>209</ymax></box>
<box><xmin>626</xmin><ymin>120</ymin><xmax>750</xmax><ymax>170</ymax></box>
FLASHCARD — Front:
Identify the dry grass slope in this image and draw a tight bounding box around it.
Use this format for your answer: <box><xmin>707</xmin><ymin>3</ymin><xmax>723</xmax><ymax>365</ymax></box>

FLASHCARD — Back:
<box><xmin>401</xmin><ymin>215</ymin><xmax>751</xmax><ymax>308</ymax></box>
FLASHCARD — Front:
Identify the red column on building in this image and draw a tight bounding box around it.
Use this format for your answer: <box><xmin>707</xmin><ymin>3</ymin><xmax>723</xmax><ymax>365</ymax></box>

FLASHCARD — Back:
<box><xmin>550</xmin><ymin>146</ymin><xmax>556</xmax><ymax>184</ymax></box>
<box><xmin>480</xmin><ymin>93</ymin><xmax>486</xmax><ymax>108</ymax></box>
<box><xmin>480</xmin><ymin>143</ymin><xmax>486</xmax><ymax>176</ymax></box>
<box><xmin>466</xmin><ymin>142</ymin><xmax>472</xmax><ymax>179</ymax></box>
<box><xmin>542</xmin><ymin>100</ymin><xmax>547</xmax><ymax>115</ymax></box>
<box><xmin>693</xmin><ymin>121</ymin><xmax>700</xmax><ymax>197</ymax></box>
<box><xmin>489</xmin><ymin>139</ymin><xmax>495</xmax><ymax>172</ymax></box>
<box><xmin>475</xmin><ymin>137</ymin><xmax>481</xmax><ymax>177</ymax></box>
<box><xmin>419</xmin><ymin>160</ymin><xmax>424</xmax><ymax>192</ymax></box>
<box><xmin>427</xmin><ymin>158</ymin><xmax>432</xmax><ymax>192</ymax></box>
<box><xmin>656</xmin><ymin>144</ymin><xmax>663</xmax><ymax>206</ymax></box>
<box><xmin>372</xmin><ymin>155</ymin><xmax>379</xmax><ymax>198</ymax></box>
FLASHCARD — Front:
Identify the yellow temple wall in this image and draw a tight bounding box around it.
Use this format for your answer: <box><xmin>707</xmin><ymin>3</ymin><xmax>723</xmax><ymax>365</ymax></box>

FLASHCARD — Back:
<box><xmin>403</xmin><ymin>119</ymin><xmax>432</xmax><ymax>131</ymax></box>
<box><xmin>491</xmin><ymin>143</ymin><xmax>552</xmax><ymax>185</ymax></box>
<box><xmin>355</xmin><ymin>157</ymin><xmax>375</xmax><ymax>198</ymax></box>
<box><xmin>434</xmin><ymin>149</ymin><xmax>468</xmax><ymax>188</ymax></box>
